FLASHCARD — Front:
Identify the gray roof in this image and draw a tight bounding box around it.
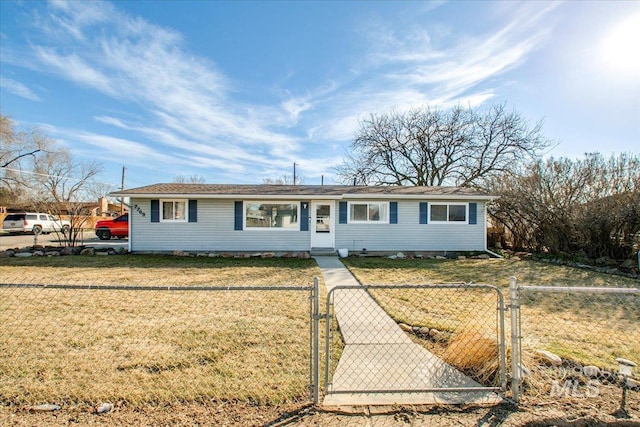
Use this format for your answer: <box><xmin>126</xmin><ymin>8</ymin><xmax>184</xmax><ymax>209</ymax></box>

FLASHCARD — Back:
<box><xmin>112</xmin><ymin>183</ymin><xmax>497</xmax><ymax>200</ymax></box>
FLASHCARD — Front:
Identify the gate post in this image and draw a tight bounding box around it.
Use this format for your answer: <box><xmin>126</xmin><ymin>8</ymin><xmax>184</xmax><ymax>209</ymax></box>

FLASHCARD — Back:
<box><xmin>509</xmin><ymin>276</ymin><xmax>521</xmax><ymax>402</ymax></box>
<box><xmin>312</xmin><ymin>277</ymin><xmax>320</xmax><ymax>404</ymax></box>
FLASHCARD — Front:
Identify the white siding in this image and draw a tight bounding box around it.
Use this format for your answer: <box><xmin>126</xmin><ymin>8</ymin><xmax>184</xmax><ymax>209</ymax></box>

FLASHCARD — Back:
<box><xmin>130</xmin><ymin>198</ymin><xmax>310</xmax><ymax>252</ymax></box>
<box><xmin>335</xmin><ymin>200</ymin><xmax>487</xmax><ymax>252</ymax></box>
<box><xmin>129</xmin><ymin>197</ymin><xmax>487</xmax><ymax>253</ymax></box>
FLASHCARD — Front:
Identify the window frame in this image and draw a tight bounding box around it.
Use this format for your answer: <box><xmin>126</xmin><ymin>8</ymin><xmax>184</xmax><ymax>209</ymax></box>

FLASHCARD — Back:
<box><xmin>428</xmin><ymin>203</ymin><xmax>469</xmax><ymax>224</ymax></box>
<box><xmin>347</xmin><ymin>201</ymin><xmax>390</xmax><ymax>224</ymax></box>
<box><xmin>244</xmin><ymin>201</ymin><xmax>300</xmax><ymax>231</ymax></box>
<box><xmin>160</xmin><ymin>199</ymin><xmax>188</xmax><ymax>222</ymax></box>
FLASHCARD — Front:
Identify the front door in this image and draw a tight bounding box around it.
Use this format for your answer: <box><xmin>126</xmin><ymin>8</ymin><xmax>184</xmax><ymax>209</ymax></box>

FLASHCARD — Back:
<box><xmin>311</xmin><ymin>201</ymin><xmax>334</xmax><ymax>249</ymax></box>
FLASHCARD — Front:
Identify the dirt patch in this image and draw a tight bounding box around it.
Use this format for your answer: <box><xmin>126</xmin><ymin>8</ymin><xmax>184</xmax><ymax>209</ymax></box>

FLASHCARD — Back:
<box><xmin>0</xmin><ymin>380</ymin><xmax>637</xmax><ymax>424</ymax></box>
<box><xmin>0</xmin><ymin>401</ymin><xmax>312</xmax><ymax>426</ymax></box>
<box><xmin>3</xmin><ymin>388</ymin><xmax>637</xmax><ymax>427</ymax></box>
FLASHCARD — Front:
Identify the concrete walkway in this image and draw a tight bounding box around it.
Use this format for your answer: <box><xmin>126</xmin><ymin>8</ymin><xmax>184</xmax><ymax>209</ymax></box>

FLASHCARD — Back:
<box><xmin>313</xmin><ymin>256</ymin><xmax>502</xmax><ymax>406</ymax></box>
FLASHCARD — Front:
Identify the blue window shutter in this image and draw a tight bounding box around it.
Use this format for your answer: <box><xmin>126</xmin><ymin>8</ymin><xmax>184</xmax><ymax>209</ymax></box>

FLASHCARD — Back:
<box><xmin>469</xmin><ymin>202</ymin><xmax>477</xmax><ymax>225</ymax></box>
<box><xmin>234</xmin><ymin>201</ymin><xmax>243</xmax><ymax>230</ymax></box>
<box><xmin>419</xmin><ymin>202</ymin><xmax>428</xmax><ymax>224</ymax></box>
<box><xmin>188</xmin><ymin>199</ymin><xmax>197</xmax><ymax>223</ymax></box>
<box><xmin>151</xmin><ymin>199</ymin><xmax>159</xmax><ymax>223</ymax></box>
<box><xmin>300</xmin><ymin>201</ymin><xmax>309</xmax><ymax>231</ymax></box>
<box><xmin>339</xmin><ymin>201</ymin><xmax>347</xmax><ymax>224</ymax></box>
<box><xmin>390</xmin><ymin>202</ymin><xmax>398</xmax><ymax>224</ymax></box>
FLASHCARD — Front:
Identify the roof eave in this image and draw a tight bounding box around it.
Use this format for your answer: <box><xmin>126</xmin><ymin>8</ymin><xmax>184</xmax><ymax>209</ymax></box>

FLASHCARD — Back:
<box><xmin>345</xmin><ymin>193</ymin><xmax>498</xmax><ymax>201</ymax></box>
<box><xmin>111</xmin><ymin>192</ymin><xmax>499</xmax><ymax>201</ymax></box>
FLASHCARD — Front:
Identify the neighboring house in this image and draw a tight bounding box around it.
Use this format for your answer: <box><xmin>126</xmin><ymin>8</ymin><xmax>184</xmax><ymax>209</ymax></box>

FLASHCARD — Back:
<box><xmin>0</xmin><ymin>198</ymin><xmax>124</xmax><ymax>229</ymax></box>
<box><xmin>111</xmin><ymin>184</ymin><xmax>498</xmax><ymax>254</ymax></box>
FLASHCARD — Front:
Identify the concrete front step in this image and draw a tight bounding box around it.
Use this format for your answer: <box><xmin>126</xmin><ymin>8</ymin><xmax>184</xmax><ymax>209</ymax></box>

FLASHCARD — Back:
<box><xmin>310</xmin><ymin>248</ymin><xmax>337</xmax><ymax>256</ymax></box>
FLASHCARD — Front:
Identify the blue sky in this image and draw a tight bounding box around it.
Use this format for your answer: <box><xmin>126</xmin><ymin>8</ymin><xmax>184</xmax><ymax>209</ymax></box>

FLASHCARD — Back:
<box><xmin>1</xmin><ymin>1</ymin><xmax>638</xmax><ymax>190</ymax></box>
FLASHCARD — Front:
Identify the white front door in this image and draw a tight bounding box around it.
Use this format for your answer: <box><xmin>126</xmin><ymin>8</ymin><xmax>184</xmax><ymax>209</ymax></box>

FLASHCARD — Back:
<box><xmin>310</xmin><ymin>201</ymin><xmax>334</xmax><ymax>249</ymax></box>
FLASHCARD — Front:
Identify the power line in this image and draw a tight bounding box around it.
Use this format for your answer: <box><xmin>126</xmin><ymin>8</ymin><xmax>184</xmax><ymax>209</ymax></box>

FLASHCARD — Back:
<box><xmin>0</xmin><ymin>166</ymin><xmax>119</xmax><ymax>188</ymax></box>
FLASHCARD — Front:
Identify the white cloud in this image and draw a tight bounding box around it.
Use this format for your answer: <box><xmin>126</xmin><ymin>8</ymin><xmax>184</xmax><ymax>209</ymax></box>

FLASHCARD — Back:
<box><xmin>7</xmin><ymin>0</ymin><xmax>562</xmax><ymax>183</ymax></box>
<box><xmin>282</xmin><ymin>96</ymin><xmax>313</xmax><ymax>123</ymax></box>
<box><xmin>50</xmin><ymin>125</ymin><xmax>248</xmax><ymax>176</ymax></box>
<box><xmin>0</xmin><ymin>77</ymin><xmax>41</xmax><ymax>101</ymax></box>
<box><xmin>303</xmin><ymin>2</ymin><xmax>558</xmax><ymax>143</ymax></box>
<box><xmin>35</xmin><ymin>48</ymin><xmax>115</xmax><ymax>95</ymax></box>
<box><xmin>19</xmin><ymin>1</ymin><xmax>310</xmax><ymax>180</ymax></box>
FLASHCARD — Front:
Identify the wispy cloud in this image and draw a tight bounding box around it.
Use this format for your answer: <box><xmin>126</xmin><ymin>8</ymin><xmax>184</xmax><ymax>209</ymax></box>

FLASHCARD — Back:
<box><xmin>305</xmin><ymin>2</ymin><xmax>558</xmax><ymax>142</ymax></box>
<box><xmin>0</xmin><ymin>77</ymin><xmax>41</xmax><ymax>101</ymax></box>
<box><xmin>35</xmin><ymin>48</ymin><xmax>115</xmax><ymax>95</ymax></box>
<box><xmin>8</xmin><ymin>0</ymin><xmax>560</xmax><ymax>183</ymax></box>
<box><xmin>20</xmin><ymin>1</ymin><xmax>309</xmax><ymax>181</ymax></box>
<box><xmin>44</xmin><ymin>122</ymin><xmax>247</xmax><ymax>177</ymax></box>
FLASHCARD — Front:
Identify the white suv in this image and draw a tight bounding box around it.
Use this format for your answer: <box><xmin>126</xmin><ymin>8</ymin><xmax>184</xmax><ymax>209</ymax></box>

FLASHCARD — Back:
<box><xmin>2</xmin><ymin>213</ymin><xmax>71</xmax><ymax>235</ymax></box>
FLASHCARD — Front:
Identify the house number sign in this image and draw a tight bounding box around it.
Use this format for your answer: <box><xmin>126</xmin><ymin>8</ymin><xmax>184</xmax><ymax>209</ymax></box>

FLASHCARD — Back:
<box><xmin>133</xmin><ymin>204</ymin><xmax>146</xmax><ymax>217</ymax></box>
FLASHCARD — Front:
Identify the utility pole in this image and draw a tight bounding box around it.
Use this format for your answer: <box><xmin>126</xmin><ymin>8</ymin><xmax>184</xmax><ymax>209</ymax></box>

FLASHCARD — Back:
<box><xmin>120</xmin><ymin>166</ymin><xmax>126</xmax><ymax>214</ymax></box>
<box><xmin>293</xmin><ymin>162</ymin><xmax>297</xmax><ymax>186</ymax></box>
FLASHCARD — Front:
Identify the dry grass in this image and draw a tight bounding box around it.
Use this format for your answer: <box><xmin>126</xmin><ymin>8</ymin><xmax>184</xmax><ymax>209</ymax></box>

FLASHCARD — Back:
<box><xmin>342</xmin><ymin>257</ymin><xmax>639</xmax><ymax>288</ymax></box>
<box><xmin>1</xmin><ymin>254</ymin><xmax>637</xmax><ymax>408</ymax></box>
<box><xmin>343</xmin><ymin>257</ymin><xmax>639</xmax><ymax>380</ymax></box>
<box><xmin>369</xmin><ymin>286</ymin><xmax>500</xmax><ymax>333</ymax></box>
<box><xmin>442</xmin><ymin>329</ymin><xmax>500</xmax><ymax>385</ymax></box>
<box><xmin>0</xmin><ymin>256</ymin><xmax>330</xmax><ymax>407</ymax></box>
<box><xmin>0</xmin><ymin>254</ymin><xmax>319</xmax><ymax>287</ymax></box>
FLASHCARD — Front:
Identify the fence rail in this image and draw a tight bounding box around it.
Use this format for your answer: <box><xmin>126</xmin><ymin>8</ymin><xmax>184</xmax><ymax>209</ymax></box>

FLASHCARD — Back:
<box><xmin>510</xmin><ymin>277</ymin><xmax>639</xmax><ymax>408</ymax></box>
<box><xmin>1</xmin><ymin>273</ymin><xmax>638</xmax><ymax>411</ymax></box>
<box><xmin>0</xmin><ymin>280</ymin><xmax>321</xmax><ymax>406</ymax></box>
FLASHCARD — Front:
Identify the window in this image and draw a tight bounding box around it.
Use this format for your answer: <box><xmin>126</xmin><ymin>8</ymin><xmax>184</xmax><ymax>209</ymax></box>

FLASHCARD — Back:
<box><xmin>5</xmin><ymin>214</ymin><xmax>25</xmax><ymax>221</ymax></box>
<box><xmin>449</xmin><ymin>205</ymin><xmax>466</xmax><ymax>222</ymax></box>
<box><xmin>429</xmin><ymin>203</ymin><xmax>467</xmax><ymax>223</ymax></box>
<box><xmin>348</xmin><ymin>202</ymin><xmax>388</xmax><ymax>223</ymax></box>
<box><xmin>245</xmin><ymin>202</ymin><xmax>298</xmax><ymax>229</ymax></box>
<box><xmin>161</xmin><ymin>200</ymin><xmax>186</xmax><ymax>221</ymax></box>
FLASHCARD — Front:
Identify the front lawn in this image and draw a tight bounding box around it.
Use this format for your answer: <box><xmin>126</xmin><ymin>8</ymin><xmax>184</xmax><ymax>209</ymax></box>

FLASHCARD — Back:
<box><xmin>342</xmin><ymin>257</ymin><xmax>639</xmax><ymax>385</ymax></box>
<box><xmin>0</xmin><ymin>256</ymin><xmax>324</xmax><ymax>408</ymax></box>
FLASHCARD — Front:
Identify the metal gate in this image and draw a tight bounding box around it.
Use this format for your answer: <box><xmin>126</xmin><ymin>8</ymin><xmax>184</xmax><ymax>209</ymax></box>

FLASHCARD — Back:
<box><xmin>323</xmin><ymin>284</ymin><xmax>507</xmax><ymax>404</ymax></box>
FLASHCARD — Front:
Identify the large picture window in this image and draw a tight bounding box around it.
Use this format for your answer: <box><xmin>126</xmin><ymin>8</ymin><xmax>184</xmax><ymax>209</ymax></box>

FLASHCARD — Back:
<box><xmin>349</xmin><ymin>202</ymin><xmax>389</xmax><ymax>223</ymax></box>
<box><xmin>161</xmin><ymin>200</ymin><xmax>186</xmax><ymax>221</ymax></box>
<box><xmin>245</xmin><ymin>202</ymin><xmax>299</xmax><ymax>229</ymax></box>
<box><xmin>429</xmin><ymin>203</ymin><xmax>467</xmax><ymax>223</ymax></box>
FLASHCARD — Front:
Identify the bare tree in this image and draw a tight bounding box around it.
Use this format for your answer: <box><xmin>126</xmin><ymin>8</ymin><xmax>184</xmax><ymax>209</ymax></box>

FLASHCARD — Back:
<box><xmin>173</xmin><ymin>174</ymin><xmax>206</xmax><ymax>184</ymax></box>
<box><xmin>30</xmin><ymin>149</ymin><xmax>103</xmax><ymax>247</ymax></box>
<box><xmin>0</xmin><ymin>114</ymin><xmax>53</xmax><ymax>204</ymax></box>
<box><xmin>262</xmin><ymin>174</ymin><xmax>304</xmax><ymax>185</ymax></box>
<box><xmin>1</xmin><ymin>114</ymin><xmax>108</xmax><ymax>246</ymax></box>
<box><xmin>85</xmin><ymin>181</ymin><xmax>118</xmax><ymax>202</ymax></box>
<box><xmin>489</xmin><ymin>153</ymin><xmax>640</xmax><ymax>260</ymax></box>
<box><xmin>335</xmin><ymin>103</ymin><xmax>552</xmax><ymax>187</ymax></box>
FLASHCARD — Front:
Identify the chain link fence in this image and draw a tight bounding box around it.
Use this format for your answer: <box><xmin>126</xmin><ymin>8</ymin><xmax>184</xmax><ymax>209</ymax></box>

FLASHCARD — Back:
<box><xmin>323</xmin><ymin>284</ymin><xmax>507</xmax><ymax>404</ymax></box>
<box><xmin>510</xmin><ymin>279</ymin><xmax>639</xmax><ymax>412</ymax></box>
<box><xmin>2</xmin><ymin>263</ymin><xmax>638</xmax><ymax>414</ymax></box>
<box><xmin>0</xmin><ymin>278</ymin><xmax>320</xmax><ymax>409</ymax></box>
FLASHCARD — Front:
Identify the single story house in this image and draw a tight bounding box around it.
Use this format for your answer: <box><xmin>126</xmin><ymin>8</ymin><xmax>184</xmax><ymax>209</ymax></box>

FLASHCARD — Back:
<box><xmin>111</xmin><ymin>184</ymin><xmax>498</xmax><ymax>254</ymax></box>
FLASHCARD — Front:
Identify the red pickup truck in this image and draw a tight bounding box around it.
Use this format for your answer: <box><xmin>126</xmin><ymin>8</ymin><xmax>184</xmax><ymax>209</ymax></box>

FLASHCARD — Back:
<box><xmin>95</xmin><ymin>213</ymin><xmax>129</xmax><ymax>240</ymax></box>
